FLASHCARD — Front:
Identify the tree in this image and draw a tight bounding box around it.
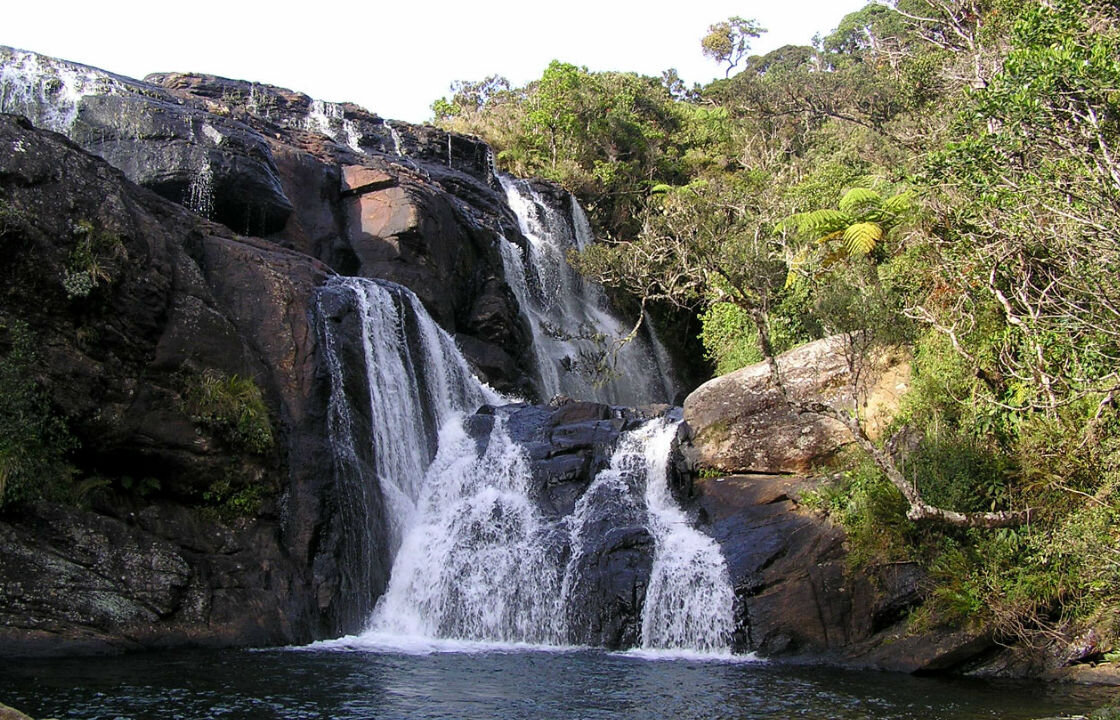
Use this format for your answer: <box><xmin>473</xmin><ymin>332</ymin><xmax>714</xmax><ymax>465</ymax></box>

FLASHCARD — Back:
<box><xmin>431</xmin><ymin>75</ymin><xmax>512</xmax><ymax>120</ymax></box>
<box><xmin>574</xmin><ymin>177</ymin><xmax>790</xmax><ymax>380</ymax></box>
<box><xmin>783</xmin><ymin>187</ymin><xmax>914</xmax><ymax>285</ymax></box>
<box><xmin>701</xmin><ymin>16</ymin><xmax>766</xmax><ymax>77</ymax></box>
<box><xmin>918</xmin><ymin>0</ymin><xmax>1120</xmax><ymax>413</ymax></box>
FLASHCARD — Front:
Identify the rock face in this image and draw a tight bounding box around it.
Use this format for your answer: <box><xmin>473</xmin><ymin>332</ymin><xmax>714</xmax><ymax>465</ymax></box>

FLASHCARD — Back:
<box><xmin>694</xmin><ymin>472</ymin><xmax>1046</xmax><ymax>675</ymax></box>
<box><xmin>0</xmin><ymin>44</ymin><xmax>688</xmax><ymax>658</ymax></box>
<box><xmin>683</xmin><ymin>343</ymin><xmax>1041</xmax><ymax>675</ymax></box>
<box><xmin>0</xmin><ymin>113</ymin><xmax>353</xmax><ymax>653</ymax></box>
<box><xmin>684</xmin><ymin>335</ymin><xmax>909</xmax><ymax>475</ymax></box>
<box><xmin>696</xmin><ymin>474</ymin><xmax>926</xmax><ymax>659</ymax></box>
<box><xmin>0</xmin><ymin>46</ymin><xmax>534</xmax><ymax>397</ymax></box>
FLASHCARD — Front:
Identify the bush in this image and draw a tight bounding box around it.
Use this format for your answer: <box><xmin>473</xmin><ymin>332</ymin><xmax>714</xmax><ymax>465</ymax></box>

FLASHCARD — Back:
<box><xmin>0</xmin><ymin>319</ymin><xmax>76</xmax><ymax>507</ymax></box>
<box><xmin>182</xmin><ymin>369</ymin><xmax>274</xmax><ymax>455</ymax></box>
<box><xmin>698</xmin><ymin>302</ymin><xmax>761</xmax><ymax>375</ymax></box>
<box><xmin>61</xmin><ymin>220</ymin><xmax>126</xmax><ymax>299</ymax></box>
<box><xmin>806</xmin><ymin>452</ymin><xmax>916</xmax><ymax>568</ymax></box>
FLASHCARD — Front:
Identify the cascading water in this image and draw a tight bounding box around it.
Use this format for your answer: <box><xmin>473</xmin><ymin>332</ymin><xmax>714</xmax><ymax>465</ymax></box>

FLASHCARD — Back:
<box><xmin>304</xmin><ymin>99</ymin><xmax>363</xmax><ymax>153</ymax></box>
<box><xmin>318</xmin><ymin>276</ymin><xmax>500</xmax><ymax>554</ymax></box>
<box><xmin>498</xmin><ymin>175</ymin><xmax>676</xmax><ymax>406</ymax></box>
<box><xmin>638</xmin><ymin>420</ymin><xmax>734</xmax><ymax>654</ymax></box>
<box><xmin>316</xmin><ymin>274</ymin><xmax>734</xmax><ymax>655</ymax></box>
<box><xmin>0</xmin><ymin>48</ymin><xmax>123</xmax><ymax>134</ymax></box>
<box><xmin>365</xmin><ymin>414</ymin><xmax>565</xmax><ymax>644</ymax></box>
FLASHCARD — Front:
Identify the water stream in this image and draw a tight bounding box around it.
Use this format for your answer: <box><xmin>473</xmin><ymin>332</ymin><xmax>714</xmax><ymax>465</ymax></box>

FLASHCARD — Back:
<box><xmin>316</xmin><ymin>274</ymin><xmax>733</xmax><ymax>655</ymax></box>
<box><xmin>499</xmin><ymin>175</ymin><xmax>676</xmax><ymax>405</ymax></box>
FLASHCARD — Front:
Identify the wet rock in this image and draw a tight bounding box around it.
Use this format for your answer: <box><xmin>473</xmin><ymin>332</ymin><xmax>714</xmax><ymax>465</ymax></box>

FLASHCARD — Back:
<box><xmin>696</xmin><ymin>473</ymin><xmax>932</xmax><ymax>662</ymax></box>
<box><xmin>1</xmin><ymin>48</ymin><xmax>538</xmax><ymax>395</ymax></box>
<box><xmin>564</xmin><ymin>525</ymin><xmax>654</xmax><ymax>648</ymax></box>
<box><xmin>0</xmin><ymin>47</ymin><xmax>293</xmax><ymax>236</ymax></box>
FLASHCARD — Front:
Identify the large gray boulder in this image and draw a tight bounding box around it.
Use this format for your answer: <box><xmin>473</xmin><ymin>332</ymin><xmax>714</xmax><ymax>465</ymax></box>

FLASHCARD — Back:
<box><xmin>684</xmin><ymin>335</ymin><xmax>909</xmax><ymax>475</ymax></box>
<box><xmin>684</xmin><ymin>336</ymin><xmax>855</xmax><ymax>474</ymax></box>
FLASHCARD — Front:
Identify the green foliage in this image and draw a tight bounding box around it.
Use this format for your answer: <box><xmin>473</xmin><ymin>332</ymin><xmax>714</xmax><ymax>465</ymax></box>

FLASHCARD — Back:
<box><xmin>1092</xmin><ymin>700</ymin><xmax>1120</xmax><ymax>720</ymax></box>
<box><xmin>182</xmin><ymin>369</ymin><xmax>274</xmax><ymax>455</ymax></box>
<box><xmin>431</xmin><ymin>75</ymin><xmax>512</xmax><ymax>120</ymax></box>
<box><xmin>61</xmin><ymin>219</ymin><xmax>127</xmax><ymax>299</ymax></box>
<box><xmin>701</xmin><ymin>16</ymin><xmax>766</xmax><ymax>77</ymax></box>
<box><xmin>783</xmin><ymin>186</ymin><xmax>914</xmax><ymax>287</ymax></box>
<box><xmin>436</xmin><ymin>0</ymin><xmax>1120</xmax><ymax>640</ymax></box>
<box><xmin>809</xmin><ymin>453</ymin><xmax>915</xmax><ymax>568</ymax></box>
<box><xmin>699</xmin><ymin>303</ymin><xmax>761</xmax><ymax>375</ymax></box>
<box><xmin>0</xmin><ymin>319</ymin><xmax>76</xmax><ymax>507</ymax></box>
<box><xmin>0</xmin><ymin>198</ymin><xmax>27</xmax><ymax>239</ymax></box>
<box><xmin>202</xmin><ymin>473</ymin><xmax>267</xmax><ymax>518</ymax></box>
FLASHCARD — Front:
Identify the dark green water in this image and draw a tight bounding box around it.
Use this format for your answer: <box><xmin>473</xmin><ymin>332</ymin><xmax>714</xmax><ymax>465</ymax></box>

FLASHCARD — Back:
<box><xmin>1</xmin><ymin>646</ymin><xmax>1111</xmax><ymax>720</ymax></box>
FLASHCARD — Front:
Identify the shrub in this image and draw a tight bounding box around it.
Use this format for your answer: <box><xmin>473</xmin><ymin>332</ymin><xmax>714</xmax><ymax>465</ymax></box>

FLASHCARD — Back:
<box><xmin>182</xmin><ymin>369</ymin><xmax>274</xmax><ymax>455</ymax></box>
<box><xmin>61</xmin><ymin>219</ymin><xmax>126</xmax><ymax>299</ymax></box>
<box><xmin>0</xmin><ymin>319</ymin><xmax>76</xmax><ymax>507</ymax></box>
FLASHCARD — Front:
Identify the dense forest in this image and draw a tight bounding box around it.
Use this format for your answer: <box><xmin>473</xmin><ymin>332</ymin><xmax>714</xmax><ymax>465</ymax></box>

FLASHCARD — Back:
<box><xmin>430</xmin><ymin>0</ymin><xmax>1120</xmax><ymax>653</ymax></box>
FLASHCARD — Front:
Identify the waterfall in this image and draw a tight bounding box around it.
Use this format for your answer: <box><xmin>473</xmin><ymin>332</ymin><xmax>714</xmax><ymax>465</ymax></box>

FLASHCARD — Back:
<box><xmin>304</xmin><ymin>99</ymin><xmax>363</xmax><ymax>153</ymax></box>
<box><xmin>384</xmin><ymin>120</ymin><xmax>405</xmax><ymax>156</ymax></box>
<box><xmin>186</xmin><ymin>159</ymin><xmax>214</xmax><ymax>218</ymax></box>
<box><xmin>316</xmin><ymin>275</ymin><xmax>732</xmax><ymax>655</ymax></box>
<box><xmin>638</xmin><ymin>420</ymin><xmax>734</xmax><ymax>653</ymax></box>
<box><xmin>316</xmin><ymin>276</ymin><xmax>502</xmax><ymax>626</ymax></box>
<box><xmin>498</xmin><ymin>175</ymin><xmax>676</xmax><ymax>406</ymax></box>
<box><xmin>365</xmin><ymin>414</ymin><xmax>565</xmax><ymax>644</ymax></box>
<box><xmin>0</xmin><ymin>48</ymin><xmax>123</xmax><ymax>134</ymax></box>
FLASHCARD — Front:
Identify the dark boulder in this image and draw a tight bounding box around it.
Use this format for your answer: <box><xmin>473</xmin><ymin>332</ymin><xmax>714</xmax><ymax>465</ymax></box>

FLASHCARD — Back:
<box><xmin>694</xmin><ymin>472</ymin><xmax>1009</xmax><ymax>672</ymax></box>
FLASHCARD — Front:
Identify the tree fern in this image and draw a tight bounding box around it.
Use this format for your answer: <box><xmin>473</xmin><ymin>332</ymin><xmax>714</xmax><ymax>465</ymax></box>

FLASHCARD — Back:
<box><xmin>789</xmin><ymin>208</ymin><xmax>853</xmax><ymax>236</ymax></box>
<box><xmin>843</xmin><ymin>222</ymin><xmax>883</xmax><ymax>255</ymax></box>
<box><xmin>882</xmin><ymin>190</ymin><xmax>913</xmax><ymax>216</ymax></box>
<box><xmin>781</xmin><ymin>185</ymin><xmax>913</xmax><ymax>284</ymax></box>
<box><xmin>838</xmin><ymin>187</ymin><xmax>882</xmax><ymax>214</ymax></box>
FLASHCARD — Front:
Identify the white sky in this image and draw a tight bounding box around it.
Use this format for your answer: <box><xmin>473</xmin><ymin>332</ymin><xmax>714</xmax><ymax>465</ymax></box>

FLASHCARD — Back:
<box><xmin>4</xmin><ymin>1</ymin><xmax>869</xmax><ymax>123</ymax></box>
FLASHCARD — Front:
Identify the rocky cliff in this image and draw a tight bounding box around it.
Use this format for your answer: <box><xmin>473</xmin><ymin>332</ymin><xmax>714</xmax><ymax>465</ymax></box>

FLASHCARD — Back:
<box><xmin>683</xmin><ymin>338</ymin><xmax>1120</xmax><ymax>682</ymax></box>
<box><xmin>0</xmin><ymin>47</ymin><xmax>543</xmax><ymax>655</ymax></box>
<box><xmin>1</xmin><ymin>46</ymin><xmax>534</xmax><ymax>396</ymax></box>
<box><xmin>0</xmin><ymin>47</ymin><xmax>678</xmax><ymax>657</ymax></box>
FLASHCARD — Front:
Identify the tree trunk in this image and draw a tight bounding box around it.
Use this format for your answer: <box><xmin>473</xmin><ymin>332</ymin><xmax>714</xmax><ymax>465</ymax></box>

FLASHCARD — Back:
<box><xmin>797</xmin><ymin>400</ymin><xmax>1030</xmax><ymax>529</ymax></box>
<box><xmin>750</xmin><ymin>323</ymin><xmax>1029</xmax><ymax>529</ymax></box>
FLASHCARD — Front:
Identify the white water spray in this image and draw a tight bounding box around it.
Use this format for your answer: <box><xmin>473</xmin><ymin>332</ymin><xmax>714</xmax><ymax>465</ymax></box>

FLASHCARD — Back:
<box><xmin>304</xmin><ymin>99</ymin><xmax>363</xmax><ymax>153</ymax></box>
<box><xmin>0</xmin><ymin>48</ymin><xmax>125</xmax><ymax>135</ymax></box>
<box><xmin>499</xmin><ymin>175</ymin><xmax>676</xmax><ymax>405</ymax></box>
<box><xmin>639</xmin><ymin>420</ymin><xmax>734</xmax><ymax>653</ymax></box>
<box><xmin>318</xmin><ymin>276</ymin><xmax>500</xmax><ymax>557</ymax></box>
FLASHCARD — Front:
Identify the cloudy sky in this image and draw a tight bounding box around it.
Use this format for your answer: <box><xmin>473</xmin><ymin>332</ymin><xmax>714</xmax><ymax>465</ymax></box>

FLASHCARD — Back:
<box><xmin>5</xmin><ymin>0</ymin><xmax>869</xmax><ymax>123</ymax></box>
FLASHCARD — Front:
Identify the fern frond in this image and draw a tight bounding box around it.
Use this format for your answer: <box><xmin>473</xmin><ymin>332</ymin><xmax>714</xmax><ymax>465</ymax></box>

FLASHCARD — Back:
<box><xmin>799</xmin><ymin>209</ymin><xmax>852</xmax><ymax>235</ymax></box>
<box><xmin>843</xmin><ymin>222</ymin><xmax>883</xmax><ymax>255</ymax></box>
<box><xmin>882</xmin><ymin>190</ymin><xmax>914</xmax><ymax>216</ymax></box>
<box><xmin>838</xmin><ymin>188</ymin><xmax>882</xmax><ymax>214</ymax></box>
<box><xmin>785</xmin><ymin>247</ymin><xmax>810</xmax><ymax>288</ymax></box>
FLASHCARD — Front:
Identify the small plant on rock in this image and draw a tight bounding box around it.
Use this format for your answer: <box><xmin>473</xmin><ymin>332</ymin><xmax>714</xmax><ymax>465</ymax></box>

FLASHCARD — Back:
<box><xmin>61</xmin><ymin>219</ymin><xmax>127</xmax><ymax>299</ymax></box>
<box><xmin>182</xmin><ymin>369</ymin><xmax>274</xmax><ymax>455</ymax></box>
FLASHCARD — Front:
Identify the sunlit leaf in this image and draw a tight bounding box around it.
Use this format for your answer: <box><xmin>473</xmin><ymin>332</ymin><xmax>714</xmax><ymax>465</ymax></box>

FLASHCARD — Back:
<box><xmin>843</xmin><ymin>222</ymin><xmax>883</xmax><ymax>255</ymax></box>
